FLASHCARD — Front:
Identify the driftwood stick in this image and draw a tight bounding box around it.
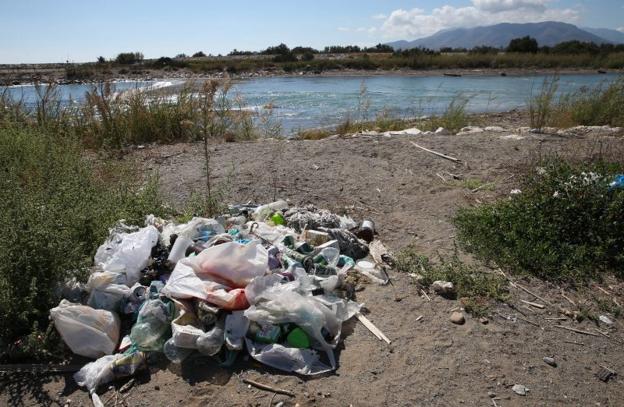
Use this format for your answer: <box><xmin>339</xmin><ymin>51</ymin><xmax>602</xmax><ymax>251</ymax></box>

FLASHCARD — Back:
<box><xmin>242</xmin><ymin>378</ymin><xmax>295</xmax><ymax>397</ymax></box>
<box><xmin>561</xmin><ymin>292</ymin><xmax>576</xmax><ymax>306</ymax></box>
<box><xmin>521</xmin><ymin>299</ymin><xmax>545</xmax><ymax>309</ymax></box>
<box><xmin>421</xmin><ymin>289</ymin><xmax>432</xmax><ymax>302</ymax></box>
<box><xmin>356</xmin><ymin>313</ymin><xmax>391</xmax><ymax>344</ymax></box>
<box><xmin>545</xmin><ymin>317</ymin><xmax>568</xmax><ymax>321</ymax></box>
<box><xmin>554</xmin><ymin>325</ymin><xmax>600</xmax><ymax>337</ymax></box>
<box><xmin>410</xmin><ymin>141</ymin><xmax>460</xmax><ymax>163</ymax></box>
<box><xmin>513</xmin><ymin>283</ymin><xmax>553</xmax><ymax>306</ymax></box>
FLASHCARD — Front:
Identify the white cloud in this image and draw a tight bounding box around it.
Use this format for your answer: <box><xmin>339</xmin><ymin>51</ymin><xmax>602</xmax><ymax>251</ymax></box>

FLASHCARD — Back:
<box><xmin>618</xmin><ymin>27</ymin><xmax>624</xmax><ymax>33</ymax></box>
<box><xmin>372</xmin><ymin>13</ymin><xmax>387</xmax><ymax>20</ymax></box>
<box><xmin>379</xmin><ymin>1</ymin><xmax>580</xmax><ymax>39</ymax></box>
<box><xmin>337</xmin><ymin>27</ymin><xmax>350</xmax><ymax>32</ymax></box>
<box><xmin>472</xmin><ymin>0</ymin><xmax>548</xmax><ymax>12</ymax></box>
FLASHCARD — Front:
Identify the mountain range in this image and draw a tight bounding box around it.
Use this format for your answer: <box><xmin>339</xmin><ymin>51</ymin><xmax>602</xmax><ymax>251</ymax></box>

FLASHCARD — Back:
<box><xmin>388</xmin><ymin>22</ymin><xmax>624</xmax><ymax>50</ymax></box>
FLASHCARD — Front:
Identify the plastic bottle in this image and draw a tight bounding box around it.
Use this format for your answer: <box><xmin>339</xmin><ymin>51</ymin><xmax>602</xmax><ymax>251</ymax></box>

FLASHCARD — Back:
<box><xmin>253</xmin><ymin>200</ymin><xmax>288</xmax><ymax>221</ymax></box>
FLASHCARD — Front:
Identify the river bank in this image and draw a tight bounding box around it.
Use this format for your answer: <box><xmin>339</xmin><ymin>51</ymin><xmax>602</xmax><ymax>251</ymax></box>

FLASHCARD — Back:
<box><xmin>2</xmin><ymin>64</ymin><xmax>622</xmax><ymax>86</ymax></box>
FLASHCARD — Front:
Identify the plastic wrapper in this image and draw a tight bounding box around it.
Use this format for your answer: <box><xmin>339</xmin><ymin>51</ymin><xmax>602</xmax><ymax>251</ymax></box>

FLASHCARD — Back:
<box><xmin>355</xmin><ymin>260</ymin><xmax>390</xmax><ymax>285</ymax></box>
<box><xmin>161</xmin><ymin>217</ymin><xmax>225</xmax><ymax>247</ymax></box>
<box><xmin>50</xmin><ymin>300</ymin><xmax>120</xmax><ymax>359</ymax></box>
<box><xmin>94</xmin><ymin>225</ymin><xmax>159</xmax><ymax>286</ymax></box>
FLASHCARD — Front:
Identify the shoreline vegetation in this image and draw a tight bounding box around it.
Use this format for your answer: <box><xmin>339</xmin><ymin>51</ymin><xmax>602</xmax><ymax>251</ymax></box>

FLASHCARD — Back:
<box><xmin>2</xmin><ymin>39</ymin><xmax>624</xmax><ymax>85</ymax></box>
<box><xmin>2</xmin><ymin>76</ymin><xmax>623</xmax><ymax>148</ymax></box>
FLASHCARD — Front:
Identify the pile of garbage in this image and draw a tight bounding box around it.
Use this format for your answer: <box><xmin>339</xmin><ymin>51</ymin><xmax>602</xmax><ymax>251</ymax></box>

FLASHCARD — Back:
<box><xmin>50</xmin><ymin>200</ymin><xmax>391</xmax><ymax>405</ymax></box>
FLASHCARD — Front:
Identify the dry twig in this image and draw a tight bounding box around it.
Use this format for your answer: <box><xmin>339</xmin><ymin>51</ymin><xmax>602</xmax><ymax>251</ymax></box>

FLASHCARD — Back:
<box><xmin>242</xmin><ymin>378</ymin><xmax>295</xmax><ymax>397</ymax></box>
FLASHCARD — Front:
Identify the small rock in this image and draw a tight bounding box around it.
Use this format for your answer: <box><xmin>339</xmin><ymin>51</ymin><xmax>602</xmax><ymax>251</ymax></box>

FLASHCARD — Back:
<box><xmin>512</xmin><ymin>384</ymin><xmax>529</xmax><ymax>396</ymax></box>
<box><xmin>488</xmin><ymin>391</ymin><xmax>496</xmax><ymax>398</ymax></box>
<box><xmin>480</xmin><ymin>317</ymin><xmax>489</xmax><ymax>325</ymax></box>
<box><xmin>599</xmin><ymin>315</ymin><xmax>614</xmax><ymax>326</ymax></box>
<box><xmin>154</xmin><ymin>385</ymin><xmax>160</xmax><ymax>390</ymax></box>
<box><xmin>450</xmin><ymin>311</ymin><xmax>465</xmax><ymax>325</ymax></box>
<box><xmin>543</xmin><ymin>357</ymin><xmax>557</xmax><ymax>367</ymax></box>
<box><xmin>500</xmin><ymin>134</ymin><xmax>525</xmax><ymax>140</ymax></box>
<box><xmin>435</xmin><ymin>127</ymin><xmax>450</xmax><ymax>135</ymax></box>
<box><xmin>432</xmin><ymin>281</ymin><xmax>456</xmax><ymax>298</ymax></box>
<box><xmin>485</xmin><ymin>126</ymin><xmax>505</xmax><ymax>132</ymax></box>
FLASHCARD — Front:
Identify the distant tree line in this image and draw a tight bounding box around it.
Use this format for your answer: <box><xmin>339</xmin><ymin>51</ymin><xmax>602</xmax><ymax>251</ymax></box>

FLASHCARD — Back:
<box><xmin>430</xmin><ymin>36</ymin><xmax>624</xmax><ymax>55</ymax></box>
<box><xmin>96</xmin><ymin>37</ymin><xmax>624</xmax><ymax>68</ymax></box>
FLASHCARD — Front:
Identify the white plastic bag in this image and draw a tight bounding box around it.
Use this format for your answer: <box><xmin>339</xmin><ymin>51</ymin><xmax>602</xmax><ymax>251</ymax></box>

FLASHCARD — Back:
<box><xmin>94</xmin><ymin>225</ymin><xmax>159</xmax><ymax>286</ymax></box>
<box><xmin>187</xmin><ymin>241</ymin><xmax>269</xmax><ymax>288</ymax></box>
<box><xmin>74</xmin><ymin>353</ymin><xmax>122</xmax><ymax>407</ymax></box>
<box><xmin>162</xmin><ymin>261</ymin><xmax>249</xmax><ymax>310</ymax></box>
<box><xmin>50</xmin><ymin>300</ymin><xmax>120</xmax><ymax>359</ymax></box>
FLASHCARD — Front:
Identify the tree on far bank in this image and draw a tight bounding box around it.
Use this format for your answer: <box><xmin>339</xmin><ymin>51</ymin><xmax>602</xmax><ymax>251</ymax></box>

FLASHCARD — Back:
<box><xmin>115</xmin><ymin>52</ymin><xmax>144</xmax><ymax>65</ymax></box>
<box><xmin>507</xmin><ymin>36</ymin><xmax>539</xmax><ymax>53</ymax></box>
<box><xmin>192</xmin><ymin>51</ymin><xmax>207</xmax><ymax>58</ymax></box>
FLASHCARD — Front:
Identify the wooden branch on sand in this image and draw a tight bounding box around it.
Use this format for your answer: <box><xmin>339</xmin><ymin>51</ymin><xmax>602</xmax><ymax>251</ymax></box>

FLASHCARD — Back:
<box><xmin>521</xmin><ymin>299</ymin><xmax>545</xmax><ymax>309</ymax></box>
<box><xmin>554</xmin><ymin>325</ymin><xmax>600</xmax><ymax>337</ymax></box>
<box><xmin>410</xmin><ymin>141</ymin><xmax>461</xmax><ymax>163</ymax></box>
<box><xmin>356</xmin><ymin>313</ymin><xmax>392</xmax><ymax>344</ymax></box>
<box><xmin>242</xmin><ymin>378</ymin><xmax>295</xmax><ymax>397</ymax></box>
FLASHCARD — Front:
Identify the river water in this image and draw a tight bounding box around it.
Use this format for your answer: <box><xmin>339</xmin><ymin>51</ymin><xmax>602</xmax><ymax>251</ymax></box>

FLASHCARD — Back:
<box><xmin>3</xmin><ymin>74</ymin><xmax>620</xmax><ymax>132</ymax></box>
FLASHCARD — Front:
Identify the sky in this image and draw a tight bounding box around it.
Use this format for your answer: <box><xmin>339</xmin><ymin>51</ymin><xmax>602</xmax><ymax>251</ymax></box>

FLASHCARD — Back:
<box><xmin>1</xmin><ymin>0</ymin><xmax>623</xmax><ymax>63</ymax></box>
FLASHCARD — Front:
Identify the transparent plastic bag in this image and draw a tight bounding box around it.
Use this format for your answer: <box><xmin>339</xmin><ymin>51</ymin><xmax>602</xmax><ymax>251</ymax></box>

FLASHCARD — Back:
<box><xmin>245</xmin><ymin>338</ymin><xmax>332</xmax><ymax>376</ymax></box>
<box><xmin>224</xmin><ymin>311</ymin><xmax>249</xmax><ymax>351</ymax></box>
<box><xmin>86</xmin><ymin>273</ymin><xmax>132</xmax><ymax>312</ymax></box>
<box><xmin>74</xmin><ymin>353</ymin><xmax>122</xmax><ymax>406</ymax></box>
<box><xmin>50</xmin><ymin>300</ymin><xmax>120</xmax><ymax>359</ymax></box>
<box><xmin>164</xmin><ymin>338</ymin><xmax>193</xmax><ymax>363</ymax></box>
<box><xmin>94</xmin><ymin>225</ymin><xmax>159</xmax><ymax>286</ymax></box>
<box><xmin>196</xmin><ymin>317</ymin><xmax>225</xmax><ymax>356</ymax></box>
<box><xmin>130</xmin><ymin>299</ymin><xmax>174</xmax><ymax>352</ymax></box>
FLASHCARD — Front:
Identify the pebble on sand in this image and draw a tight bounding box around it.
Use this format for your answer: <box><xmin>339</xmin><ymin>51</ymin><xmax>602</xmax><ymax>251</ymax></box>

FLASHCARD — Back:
<box><xmin>450</xmin><ymin>311</ymin><xmax>465</xmax><ymax>325</ymax></box>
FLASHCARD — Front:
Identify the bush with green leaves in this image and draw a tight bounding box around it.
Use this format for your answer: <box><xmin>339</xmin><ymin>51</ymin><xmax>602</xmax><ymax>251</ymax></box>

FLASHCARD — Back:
<box><xmin>454</xmin><ymin>157</ymin><xmax>624</xmax><ymax>282</ymax></box>
<box><xmin>395</xmin><ymin>248</ymin><xmax>507</xmax><ymax>315</ymax></box>
<box><xmin>0</xmin><ymin>125</ymin><xmax>169</xmax><ymax>353</ymax></box>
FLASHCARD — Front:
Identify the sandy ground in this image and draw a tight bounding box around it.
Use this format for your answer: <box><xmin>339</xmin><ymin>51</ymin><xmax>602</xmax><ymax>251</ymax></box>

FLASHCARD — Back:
<box><xmin>3</xmin><ymin>117</ymin><xmax>624</xmax><ymax>406</ymax></box>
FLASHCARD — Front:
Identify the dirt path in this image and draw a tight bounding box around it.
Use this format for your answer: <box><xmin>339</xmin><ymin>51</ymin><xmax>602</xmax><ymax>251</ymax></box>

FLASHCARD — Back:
<box><xmin>4</xmin><ymin>125</ymin><xmax>624</xmax><ymax>406</ymax></box>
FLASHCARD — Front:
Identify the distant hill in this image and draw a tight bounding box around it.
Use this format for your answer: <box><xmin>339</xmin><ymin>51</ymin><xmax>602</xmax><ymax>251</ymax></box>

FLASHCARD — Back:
<box><xmin>388</xmin><ymin>21</ymin><xmax>614</xmax><ymax>50</ymax></box>
<box><xmin>582</xmin><ymin>27</ymin><xmax>624</xmax><ymax>44</ymax></box>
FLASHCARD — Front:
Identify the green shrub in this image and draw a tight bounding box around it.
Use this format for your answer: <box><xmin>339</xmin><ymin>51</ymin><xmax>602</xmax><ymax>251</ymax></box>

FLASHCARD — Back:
<box><xmin>395</xmin><ymin>247</ymin><xmax>507</xmax><ymax>315</ymax></box>
<box><xmin>0</xmin><ymin>125</ymin><xmax>169</xmax><ymax>352</ymax></box>
<box><xmin>454</xmin><ymin>157</ymin><xmax>624</xmax><ymax>282</ymax></box>
<box><xmin>553</xmin><ymin>77</ymin><xmax>624</xmax><ymax>127</ymax></box>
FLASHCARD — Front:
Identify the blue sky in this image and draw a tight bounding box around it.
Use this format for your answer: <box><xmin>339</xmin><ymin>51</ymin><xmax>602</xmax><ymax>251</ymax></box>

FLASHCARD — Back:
<box><xmin>1</xmin><ymin>0</ymin><xmax>623</xmax><ymax>63</ymax></box>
